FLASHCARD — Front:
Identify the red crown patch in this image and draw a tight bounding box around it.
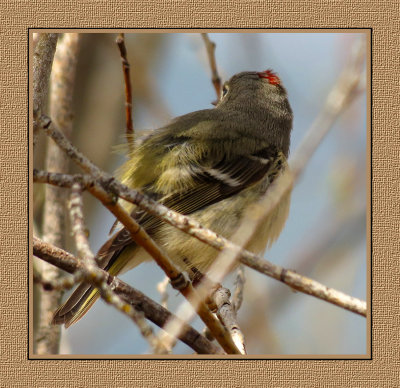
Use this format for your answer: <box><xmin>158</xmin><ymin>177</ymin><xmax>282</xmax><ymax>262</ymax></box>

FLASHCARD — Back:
<box><xmin>257</xmin><ymin>69</ymin><xmax>280</xmax><ymax>85</ymax></box>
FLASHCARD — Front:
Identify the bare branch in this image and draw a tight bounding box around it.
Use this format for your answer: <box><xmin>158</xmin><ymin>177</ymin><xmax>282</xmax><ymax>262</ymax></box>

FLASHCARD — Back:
<box><xmin>36</xmin><ymin>273</ymin><xmax>85</xmax><ymax>292</ymax></box>
<box><xmin>116</xmin><ymin>33</ymin><xmax>134</xmax><ymax>149</ymax></box>
<box><xmin>35</xmin><ymin>33</ymin><xmax>76</xmax><ymax>355</ymax></box>
<box><xmin>68</xmin><ymin>183</ymin><xmax>97</xmax><ymax>265</ymax></box>
<box><xmin>214</xmin><ymin>286</ymin><xmax>246</xmax><ymax>354</ymax></box>
<box><xmin>201</xmin><ymin>33</ymin><xmax>222</xmax><ymax>98</ymax></box>
<box><xmin>32</xmin><ymin>33</ymin><xmax>58</xmax><ymax>146</ymax></box>
<box><xmin>34</xmin><ymin>167</ymin><xmax>367</xmax><ymax>317</ymax></box>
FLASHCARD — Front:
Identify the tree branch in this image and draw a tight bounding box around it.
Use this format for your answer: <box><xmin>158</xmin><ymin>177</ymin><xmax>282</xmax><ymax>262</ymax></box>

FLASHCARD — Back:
<box><xmin>34</xmin><ymin>166</ymin><xmax>367</xmax><ymax>318</ymax></box>
<box><xmin>116</xmin><ymin>33</ymin><xmax>134</xmax><ymax>149</ymax></box>
<box><xmin>35</xmin><ymin>33</ymin><xmax>76</xmax><ymax>355</ymax></box>
<box><xmin>32</xmin><ymin>33</ymin><xmax>58</xmax><ymax>146</ymax></box>
<box><xmin>201</xmin><ymin>33</ymin><xmax>222</xmax><ymax>99</ymax></box>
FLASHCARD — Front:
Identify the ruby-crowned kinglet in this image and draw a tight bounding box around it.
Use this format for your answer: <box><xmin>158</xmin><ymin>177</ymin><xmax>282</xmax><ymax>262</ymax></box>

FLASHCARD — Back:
<box><xmin>52</xmin><ymin>69</ymin><xmax>293</xmax><ymax>327</ymax></box>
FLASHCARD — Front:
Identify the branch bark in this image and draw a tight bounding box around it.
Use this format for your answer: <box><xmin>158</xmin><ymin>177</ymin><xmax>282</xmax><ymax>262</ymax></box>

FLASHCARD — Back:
<box><xmin>116</xmin><ymin>33</ymin><xmax>134</xmax><ymax>149</ymax></box>
<box><xmin>35</xmin><ymin>33</ymin><xmax>76</xmax><ymax>355</ymax></box>
<box><xmin>32</xmin><ymin>33</ymin><xmax>58</xmax><ymax>146</ymax></box>
<box><xmin>201</xmin><ymin>33</ymin><xmax>222</xmax><ymax>98</ymax></box>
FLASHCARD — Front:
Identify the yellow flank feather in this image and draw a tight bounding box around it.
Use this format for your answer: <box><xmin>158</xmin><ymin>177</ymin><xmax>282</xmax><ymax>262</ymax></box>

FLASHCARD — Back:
<box><xmin>156</xmin><ymin>166</ymin><xmax>194</xmax><ymax>193</ymax></box>
<box><xmin>153</xmin><ymin>172</ymin><xmax>291</xmax><ymax>274</ymax></box>
<box><xmin>119</xmin><ymin>135</ymin><xmax>208</xmax><ymax>195</ymax></box>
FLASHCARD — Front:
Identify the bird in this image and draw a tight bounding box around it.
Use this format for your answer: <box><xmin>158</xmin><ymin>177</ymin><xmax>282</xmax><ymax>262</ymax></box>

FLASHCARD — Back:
<box><xmin>52</xmin><ymin>69</ymin><xmax>293</xmax><ymax>327</ymax></box>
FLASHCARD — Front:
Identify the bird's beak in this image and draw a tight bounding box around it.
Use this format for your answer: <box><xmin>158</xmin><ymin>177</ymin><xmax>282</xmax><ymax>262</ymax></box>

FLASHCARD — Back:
<box><xmin>211</xmin><ymin>100</ymin><xmax>218</xmax><ymax>106</ymax></box>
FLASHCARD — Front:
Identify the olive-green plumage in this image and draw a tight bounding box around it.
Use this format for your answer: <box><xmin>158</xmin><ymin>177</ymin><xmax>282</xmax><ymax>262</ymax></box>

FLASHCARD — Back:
<box><xmin>52</xmin><ymin>70</ymin><xmax>293</xmax><ymax>327</ymax></box>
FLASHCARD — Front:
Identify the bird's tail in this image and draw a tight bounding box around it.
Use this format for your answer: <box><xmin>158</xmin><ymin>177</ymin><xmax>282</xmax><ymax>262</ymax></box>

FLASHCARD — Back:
<box><xmin>52</xmin><ymin>243</ymin><xmax>142</xmax><ymax>328</ymax></box>
<box><xmin>51</xmin><ymin>282</ymin><xmax>101</xmax><ymax>328</ymax></box>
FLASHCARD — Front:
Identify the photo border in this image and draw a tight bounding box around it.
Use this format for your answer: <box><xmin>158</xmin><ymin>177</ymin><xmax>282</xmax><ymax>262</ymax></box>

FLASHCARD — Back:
<box><xmin>1</xmin><ymin>2</ymin><xmax>397</xmax><ymax>385</ymax></box>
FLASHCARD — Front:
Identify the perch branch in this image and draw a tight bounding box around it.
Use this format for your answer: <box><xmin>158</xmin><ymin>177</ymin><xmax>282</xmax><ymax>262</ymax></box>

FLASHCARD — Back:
<box><xmin>34</xmin><ymin>166</ymin><xmax>367</xmax><ymax>317</ymax></box>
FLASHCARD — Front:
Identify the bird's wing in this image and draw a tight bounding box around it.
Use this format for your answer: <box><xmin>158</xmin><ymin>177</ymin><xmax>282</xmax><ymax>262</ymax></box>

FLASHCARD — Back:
<box><xmin>97</xmin><ymin>144</ymin><xmax>285</xmax><ymax>271</ymax></box>
<box><xmin>151</xmin><ymin>144</ymin><xmax>284</xmax><ymax>217</ymax></box>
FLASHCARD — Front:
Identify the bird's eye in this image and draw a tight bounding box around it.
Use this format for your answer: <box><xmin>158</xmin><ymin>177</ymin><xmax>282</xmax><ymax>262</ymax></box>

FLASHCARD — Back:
<box><xmin>221</xmin><ymin>84</ymin><xmax>229</xmax><ymax>99</ymax></box>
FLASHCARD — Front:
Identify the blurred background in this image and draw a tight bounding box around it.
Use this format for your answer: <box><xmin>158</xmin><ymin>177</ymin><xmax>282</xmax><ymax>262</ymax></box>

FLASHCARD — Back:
<box><xmin>33</xmin><ymin>32</ymin><xmax>368</xmax><ymax>355</ymax></box>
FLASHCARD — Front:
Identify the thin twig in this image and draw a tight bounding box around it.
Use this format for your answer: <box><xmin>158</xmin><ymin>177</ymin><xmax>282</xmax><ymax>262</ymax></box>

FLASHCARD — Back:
<box><xmin>33</xmin><ymin>237</ymin><xmax>221</xmax><ymax>354</ymax></box>
<box><xmin>156</xmin><ymin>277</ymin><xmax>175</xmax><ymax>353</ymax></box>
<box><xmin>116</xmin><ymin>33</ymin><xmax>134</xmax><ymax>150</ymax></box>
<box><xmin>201</xmin><ymin>33</ymin><xmax>222</xmax><ymax>98</ymax></box>
<box><xmin>68</xmin><ymin>184</ymin><xmax>96</xmax><ymax>265</ymax></box>
<box><xmin>34</xmin><ymin>265</ymin><xmax>85</xmax><ymax>292</ymax></box>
